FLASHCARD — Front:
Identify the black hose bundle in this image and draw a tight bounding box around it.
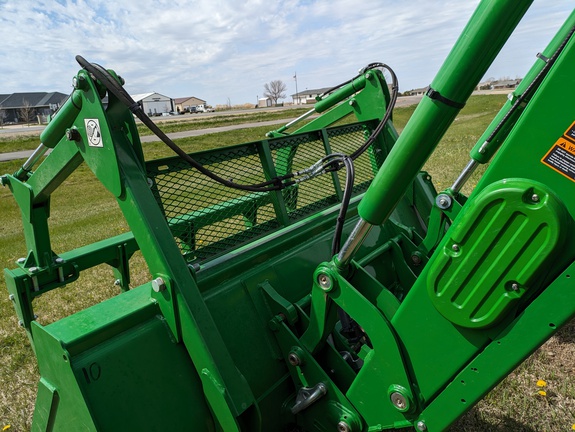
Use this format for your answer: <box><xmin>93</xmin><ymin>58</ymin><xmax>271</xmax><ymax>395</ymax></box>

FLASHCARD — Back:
<box><xmin>75</xmin><ymin>55</ymin><xmax>398</xmax><ymax>254</ymax></box>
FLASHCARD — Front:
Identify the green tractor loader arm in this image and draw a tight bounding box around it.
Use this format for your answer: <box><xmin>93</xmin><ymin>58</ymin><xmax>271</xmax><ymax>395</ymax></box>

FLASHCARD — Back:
<box><xmin>3</xmin><ymin>0</ymin><xmax>575</xmax><ymax>430</ymax></box>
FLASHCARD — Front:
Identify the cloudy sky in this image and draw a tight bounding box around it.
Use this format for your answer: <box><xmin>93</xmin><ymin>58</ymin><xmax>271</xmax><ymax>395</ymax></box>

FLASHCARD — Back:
<box><xmin>0</xmin><ymin>1</ymin><xmax>572</xmax><ymax>106</ymax></box>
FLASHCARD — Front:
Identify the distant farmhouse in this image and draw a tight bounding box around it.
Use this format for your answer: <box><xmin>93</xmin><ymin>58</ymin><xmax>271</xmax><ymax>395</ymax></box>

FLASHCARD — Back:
<box><xmin>402</xmin><ymin>78</ymin><xmax>522</xmax><ymax>96</ymax></box>
<box><xmin>131</xmin><ymin>92</ymin><xmax>174</xmax><ymax>116</ymax></box>
<box><xmin>289</xmin><ymin>83</ymin><xmax>396</xmax><ymax>106</ymax></box>
<box><xmin>0</xmin><ymin>91</ymin><xmax>208</xmax><ymax>123</ymax></box>
<box><xmin>174</xmin><ymin>97</ymin><xmax>206</xmax><ymax>113</ymax></box>
<box><xmin>0</xmin><ymin>92</ymin><xmax>68</xmax><ymax>124</ymax></box>
<box><xmin>476</xmin><ymin>78</ymin><xmax>522</xmax><ymax>90</ymax></box>
<box><xmin>407</xmin><ymin>86</ymin><xmax>429</xmax><ymax>97</ymax></box>
<box><xmin>291</xmin><ymin>87</ymin><xmax>333</xmax><ymax>105</ymax></box>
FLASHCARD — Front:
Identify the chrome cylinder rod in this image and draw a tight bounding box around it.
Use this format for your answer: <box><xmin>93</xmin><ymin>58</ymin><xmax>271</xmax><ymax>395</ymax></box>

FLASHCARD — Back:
<box><xmin>336</xmin><ymin>218</ymin><xmax>372</xmax><ymax>270</ymax></box>
<box><xmin>268</xmin><ymin>108</ymin><xmax>317</xmax><ymax>135</ymax></box>
<box><xmin>22</xmin><ymin>143</ymin><xmax>48</xmax><ymax>172</ymax></box>
<box><xmin>450</xmin><ymin>159</ymin><xmax>479</xmax><ymax>193</ymax></box>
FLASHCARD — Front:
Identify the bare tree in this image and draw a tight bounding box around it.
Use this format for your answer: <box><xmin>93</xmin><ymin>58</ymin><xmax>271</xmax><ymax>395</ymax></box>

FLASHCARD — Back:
<box><xmin>18</xmin><ymin>99</ymin><xmax>36</xmax><ymax>126</ymax></box>
<box><xmin>263</xmin><ymin>80</ymin><xmax>287</xmax><ymax>106</ymax></box>
<box><xmin>0</xmin><ymin>105</ymin><xmax>6</xmax><ymax>128</ymax></box>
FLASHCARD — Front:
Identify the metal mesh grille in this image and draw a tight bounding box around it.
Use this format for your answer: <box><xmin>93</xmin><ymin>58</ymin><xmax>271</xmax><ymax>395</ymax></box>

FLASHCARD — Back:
<box><xmin>328</xmin><ymin>124</ymin><xmax>384</xmax><ymax>195</ymax></box>
<box><xmin>146</xmin><ymin>121</ymin><xmax>383</xmax><ymax>263</ymax></box>
<box><xmin>270</xmin><ymin>131</ymin><xmax>339</xmax><ymax>221</ymax></box>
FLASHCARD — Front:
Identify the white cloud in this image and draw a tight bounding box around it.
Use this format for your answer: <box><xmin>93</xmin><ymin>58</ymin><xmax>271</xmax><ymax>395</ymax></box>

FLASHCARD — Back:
<box><xmin>0</xmin><ymin>0</ymin><xmax>572</xmax><ymax>105</ymax></box>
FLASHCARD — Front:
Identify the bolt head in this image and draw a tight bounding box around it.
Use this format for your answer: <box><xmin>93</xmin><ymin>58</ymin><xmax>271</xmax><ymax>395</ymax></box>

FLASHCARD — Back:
<box><xmin>29</xmin><ymin>266</ymin><xmax>39</xmax><ymax>273</ymax></box>
<box><xmin>452</xmin><ymin>244</ymin><xmax>460</xmax><ymax>252</ymax></box>
<box><xmin>16</xmin><ymin>258</ymin><xmax>25</xmax><ymax>264</ymax></box>
<box><xmin>337</xmin><ymin>421</ymin><xmax>351</xmax><ymax>432</ymax></box>
<box><xmin>317</xmin><ymin>273</ymin><xmax>332</xmax><ymax>291</ymax></box>
<box><xmin>8</xmin><ymin>294</ymin><xmax>15</xmax><ymax>301</ymax></box>
<box><xmin>390</xmin><ymin>392</ymin><xmax>407</xmax><ymax>410</ymax></box>
<box><xmin>288</xmin><ymin>352</ymin><xmax>301</xmax><ymax>366</ymax></box>
<box><xmin>436</xmin><ymin>193</ymin><xmax>452</xmax><ymax>209</ymax></box>
<box><xmin>72</xmin><ymin>75</ymin><xmax>86</xmax><ymax>90</ymax></box>
<box><xmin>54</xmin><ymin>257</ymin><xmax>64</xmax><ymax>264</ymax></box>
<box><xmin>152</xmin><ymin>277</ymin><xmax>166</xmax><ymax>292</ymax></box>
<box><xmin>531</xmin><ymin>194</ymin><xmax>540</xmax><ymax>203</ymax></box>
<box><xmin>66</xmin><ymin>128</ymin><xmax>81</xmax><ymax>142</ymax></box>
<box><xmin>411</xmin><ymin>254</ymin><xmax>422</xmax><ymax>265</ymax></box>
<box><xmin>416</xmin><ymin>420</ymin><xmax>427</xmax><ymax>431</ymax></box>
<box><xmin>511</xmin><ymin>282</ymin><xmax>519</xmax><ymax>291</ymax></box>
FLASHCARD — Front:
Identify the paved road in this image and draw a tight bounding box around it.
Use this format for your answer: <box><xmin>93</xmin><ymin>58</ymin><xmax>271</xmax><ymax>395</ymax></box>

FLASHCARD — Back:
<box><xmin>0</xmin><ymin>105</ymin><xmax>306</xmax><ymax>137</ymax></box>
<box><xmin>0</xmin><ymin>117</ymin><xmax>307</xmax><ymax>162</ymax></box>
<box><xmin>0</xmin><ymin>95</ymin><xmax>425</xmax><ymax>163</ymax></box>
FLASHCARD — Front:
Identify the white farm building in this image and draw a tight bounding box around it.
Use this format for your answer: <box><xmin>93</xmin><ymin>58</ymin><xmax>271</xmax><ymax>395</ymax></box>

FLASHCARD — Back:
<box><xmin>131</xmin><ymin>92</ymin><xmax>174</xmax><ymax>115</ymax></box>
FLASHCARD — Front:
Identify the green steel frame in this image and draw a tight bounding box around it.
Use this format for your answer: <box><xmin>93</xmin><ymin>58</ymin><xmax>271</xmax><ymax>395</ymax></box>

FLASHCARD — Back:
<box><xmin>2</xmin><ymin>1</ymin><xmax>575</xmax><ymax>431</ymax></box>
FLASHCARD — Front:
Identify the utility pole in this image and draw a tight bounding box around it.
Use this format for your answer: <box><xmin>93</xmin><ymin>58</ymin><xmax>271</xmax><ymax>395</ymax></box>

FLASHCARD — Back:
<box><xmin>293</xmin><ymin>72</ymin><xmax>299</xmax><ymax>105</ymax></box>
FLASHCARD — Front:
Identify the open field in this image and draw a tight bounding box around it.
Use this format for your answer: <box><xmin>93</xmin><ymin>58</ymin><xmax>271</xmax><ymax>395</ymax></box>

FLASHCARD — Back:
<box><xmin>0</xmin><ymin>107</ymin><xmax>313</xmax><ymax>153</ymax></box>
<box><xmin>1</xmin><ymin>95</ymin><xmax>574</xmax><ymax>431</ymax></box>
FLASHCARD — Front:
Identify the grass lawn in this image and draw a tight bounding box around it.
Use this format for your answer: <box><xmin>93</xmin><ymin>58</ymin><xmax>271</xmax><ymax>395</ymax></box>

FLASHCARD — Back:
<box><xmin>1</xmin><ymin>95</ymin><xmax>574</xmax><ymax>431</ymax></box>
<box><xmin>0</xmin><ymin>107</ymin><xmax>312</xmax><ymax>153</ymax></box>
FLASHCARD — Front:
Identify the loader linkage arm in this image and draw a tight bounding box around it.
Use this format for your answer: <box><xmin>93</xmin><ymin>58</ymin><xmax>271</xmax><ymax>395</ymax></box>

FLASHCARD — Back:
<box><xmin>3</xmin><ymin>0</ymin><xmax>575</xmax><ymax>431</ymax></box>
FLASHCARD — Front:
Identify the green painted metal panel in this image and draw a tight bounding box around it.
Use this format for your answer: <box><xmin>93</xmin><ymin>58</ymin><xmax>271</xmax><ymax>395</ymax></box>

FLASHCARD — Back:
<box><xmin>427</xmin><ymin>179</ymin><xmax>569</xmax><ymax>329</ymax></box>
<box><xmin>5</xmin><ymin>2</ymin><xmax>575</xmax><ymax>430</ymax></box>
<box><xmin>416</xmin><ymin>263</ymin><xmax>575</xmax><ymax>432</ymax></box>
<box><xmin>32</xmin><ymin>285</ymin><xmax>215</xmax><ymax>431</ymax></box>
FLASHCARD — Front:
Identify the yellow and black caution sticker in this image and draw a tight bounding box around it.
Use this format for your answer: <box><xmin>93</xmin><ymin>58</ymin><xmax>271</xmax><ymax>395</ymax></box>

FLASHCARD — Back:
<box><xmin>542</xmin><ymin>120</ymin><xmax>575</xmax><ymax>182</ymax></box>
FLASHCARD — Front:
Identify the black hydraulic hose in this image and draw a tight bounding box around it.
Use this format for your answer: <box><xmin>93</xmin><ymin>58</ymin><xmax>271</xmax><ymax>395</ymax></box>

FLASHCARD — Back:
<box><xmin>76</xmin><ymin>55</ymin><xmax>394</xmax><ymax>257</ymax></box>
<box><xmin>330</xmin><ymin>155</ymin><xmax>355</xmax><ymax>255</ymax></box>
<box><xmin>350</xmin><ymin>63</ymin><xmax>398</xmax><ymax>161</ymax></box>
<box><xmin>326</xmin><ymin>154</ymin><xmax>358</xmax><ymax>341</ymax></box>
<box><xmin>315</xmin><ymin>62</ymin><xmax>398</xmax><ymax>162</ymax></box>
<box><xmin>76</xmin><ymin>55</ymin><xmax>396</xmax><ymax>193</ymax></box>
<box><xmin>76</xmin><ymin>55</ymin><xmax>290</xmax><ymax>193</ymax></box>
<box><xmin>78</xmin><ymin>55</ymin><xmax>389</xmax><ymax>344</ymax></box>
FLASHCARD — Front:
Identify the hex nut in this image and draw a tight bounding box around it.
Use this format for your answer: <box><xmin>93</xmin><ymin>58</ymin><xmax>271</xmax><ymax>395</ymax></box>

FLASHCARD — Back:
<box><xmin>435</xmin><ymin>193</ymin><xmax>452</xmax><ymax>210</ymax></box>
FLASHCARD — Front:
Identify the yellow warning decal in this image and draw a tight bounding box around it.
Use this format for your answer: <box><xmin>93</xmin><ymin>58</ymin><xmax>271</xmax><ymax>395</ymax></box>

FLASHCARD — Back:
<box><xmin>542</xmin><ymin>135</ymin><xmax>575</xmax><ymax>182</ymax></box>
<box><xmin>564</xmin><ymin>120</ymin><xmax>575</xmax><ymax>143</ymax></box>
